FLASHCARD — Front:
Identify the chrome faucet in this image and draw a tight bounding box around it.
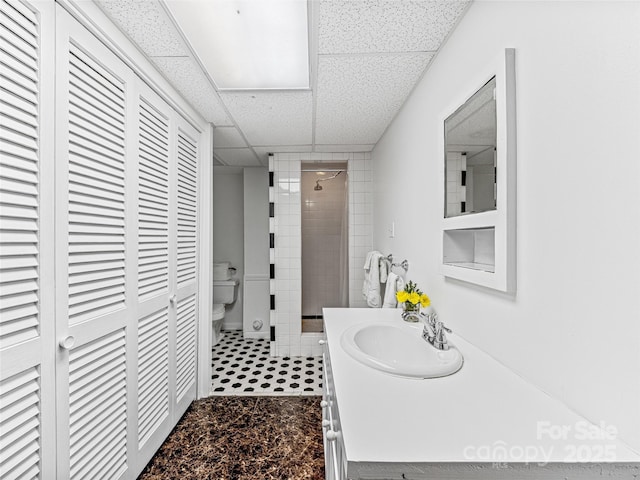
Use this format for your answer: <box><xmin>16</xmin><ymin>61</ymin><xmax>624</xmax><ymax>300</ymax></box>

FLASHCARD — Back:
<box><xmin>421</xmin><ymin>312</ymin><xmax>451</xmax><ymax>351</ymax></box>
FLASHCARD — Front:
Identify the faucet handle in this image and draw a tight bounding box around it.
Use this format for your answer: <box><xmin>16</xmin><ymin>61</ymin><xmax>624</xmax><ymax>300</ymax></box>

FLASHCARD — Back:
<box><xmin>439</xmin><ymin>322</ymin><xmax>452</xmax><ymax>334</ymax></box>
<box><xmin>433</xmin><ymin>321</ymin><xmax>451</xmax><ymax>350</ymax></box>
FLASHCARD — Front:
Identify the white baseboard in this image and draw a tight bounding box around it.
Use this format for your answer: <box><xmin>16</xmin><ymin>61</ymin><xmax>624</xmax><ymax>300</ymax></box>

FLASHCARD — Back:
<box><xmin>244</xmin><ymin>331</ymin><xmax>269</xmax><ymax>340</ymax></box>
<box><xmin>222</xmin><ymin>320</ymin><xmax>242</xmax><ymax>330</ymax></box>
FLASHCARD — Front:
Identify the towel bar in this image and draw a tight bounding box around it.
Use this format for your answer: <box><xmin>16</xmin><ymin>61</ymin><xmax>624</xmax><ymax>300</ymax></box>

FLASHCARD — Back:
<box><xmin>384</xmin><ymin>254</ymin><xmax>409</xmax><ymax>271</ymax></box>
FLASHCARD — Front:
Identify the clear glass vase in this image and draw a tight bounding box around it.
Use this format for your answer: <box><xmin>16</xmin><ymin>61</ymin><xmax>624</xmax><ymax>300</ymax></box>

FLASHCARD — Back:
<box><xmin>401</xmin><ymin>302</ymin><xmax>421</xmax><ymax>322</ymax></box>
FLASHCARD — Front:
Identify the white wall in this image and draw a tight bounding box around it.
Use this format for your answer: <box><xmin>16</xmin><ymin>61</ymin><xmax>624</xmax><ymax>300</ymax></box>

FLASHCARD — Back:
<box><xmin>243</xmin><ymin>168</ymin><xmax>269</xmax><ymax>276</ymax></box>
<box><xmin>243</xmin><ymin>168</ymin><xmax>270</xmax><ymax>338</ymax></box>
<box><xmin>213</xmin><ymin>168</ymin><xmax>244</xmax><ymax>329</ymax></box>
<box><xmin>372</xmin><ymin>1</ymin><xmax>640</xmax><ymax>452</ymax></box>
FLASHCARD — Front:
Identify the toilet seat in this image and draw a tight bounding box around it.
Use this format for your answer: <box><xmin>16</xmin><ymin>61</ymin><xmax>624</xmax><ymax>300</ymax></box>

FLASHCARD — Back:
<box><xmin>213</xmin><ymin>303</ymin><xmax>225</xmax><ymax>321</ymax></box>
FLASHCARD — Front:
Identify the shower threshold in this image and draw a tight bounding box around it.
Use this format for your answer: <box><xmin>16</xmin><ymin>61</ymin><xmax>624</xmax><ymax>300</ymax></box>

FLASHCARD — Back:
<box><xmin>302</xmin><ymin>315</ymin><xmax>324</xmax><ymax>333</ymax></box>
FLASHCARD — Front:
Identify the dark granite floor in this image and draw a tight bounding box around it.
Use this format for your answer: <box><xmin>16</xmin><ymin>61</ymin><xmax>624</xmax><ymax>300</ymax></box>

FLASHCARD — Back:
<box><xmin>138</xmin><ymin>396</ymin><xmax>325</xmax><ymax>480</ymax></box>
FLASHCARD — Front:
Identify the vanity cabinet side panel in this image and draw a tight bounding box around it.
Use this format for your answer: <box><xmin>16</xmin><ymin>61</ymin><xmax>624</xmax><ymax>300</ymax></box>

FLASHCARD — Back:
<box><xmin>322</xmin><ymin>344</ymin><xmax>347</xmax><ymax>480</ymax></box>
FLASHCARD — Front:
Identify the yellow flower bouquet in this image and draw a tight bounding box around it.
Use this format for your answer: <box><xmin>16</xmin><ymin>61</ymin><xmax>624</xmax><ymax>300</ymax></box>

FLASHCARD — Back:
<box><xmin>396</xmin><ymin>280</ymin><xmax>430</xmax><ymax>321</ymax></box>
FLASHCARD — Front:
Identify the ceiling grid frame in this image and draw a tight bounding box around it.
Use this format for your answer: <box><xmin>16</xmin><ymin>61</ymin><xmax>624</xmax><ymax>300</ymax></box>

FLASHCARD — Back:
<box><xmin>94</xmin><ymin>0</ymin><xmax>473</xmax><ymax>167</ymax></box>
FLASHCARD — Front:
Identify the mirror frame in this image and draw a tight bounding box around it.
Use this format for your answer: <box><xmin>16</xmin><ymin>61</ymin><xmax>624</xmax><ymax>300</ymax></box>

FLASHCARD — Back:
<box><xmin>438</xmin><ymin>48</ymin><xmax>517</xmax><ymax>293</ymax></box>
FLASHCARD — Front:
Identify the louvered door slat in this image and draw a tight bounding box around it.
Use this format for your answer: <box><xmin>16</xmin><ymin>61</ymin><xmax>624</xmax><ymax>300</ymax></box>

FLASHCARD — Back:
<box><xmin>1</xmin><ymin>58</ymin><xmax>37</xmax><ymax>93</ymax></box>
<box><xmin>0</xmin><ymin>35</ymin><xmax>36</xmax><ymax>72</ymax></box>
<box><xmin>138</xmin><ymin>97</ymin><xmax>169</xmax><ymax>300</ymax></box>
<box><xmin>0</xmin><ymin>248</ymin><xmax>37</xmax><ymax>265</ymax></box>
<box><xmin>0</xmin><ymin>89</ymin><xmax>37</xmax><ymax>118</ymax></box>
<box><xmin>175</xmin><ymin>294</ymin><xmax>196</xmax><ymax>401</ymax></box>
<box><xmin>68</xmin><ymin>275</ymin><xmax>124</xmax><ymax>296</ymax></box>
<box><xmin>66</xmin><ymin>43</ymin><xmax>126</xmax><ymax>326</ymax></box>
<box><xmin>0</xmin><ymin>75</ymin><xmax>37</xmax><ymax>109</ymax></box>
<box><xmin>137</xmin><ymin>308</ymin><xmax>169</xmax><ymax>446</ymax></box>
<box><xmin>69</xmin><ymin>329</ymin><xmax>127</xmax><ymax>480</ymax></box>
<box><xmin>0</xmin><ymin>5</ymin><xmax>37</xmax><ymax>47</ymax></box>
<box><xmin>1</xmin><ymin>101</ymin><xmax>37</xmax><ymax>132</ymax></box>
<box><xmin>1</xmin><ymin>112</ymin><xmax>38</xmax><ymax>140</ymax></box>
<box><xmin>0</xmin><ymin>367</ymin><xmax>40</xmax><ymax>480</ymax></box>
<box><xmin>0</xmin><ymin>0</ymin><xmax>40</xmax><ymax>354</ymax></box>
<box><xmin>69</xmin><ymin>260</ymin><xmax>124</xmax><ymax>277</ymax></box>
<box><xmin>68</xmin><ymin>182</ymin><xmax>123</xmax><ymax>204</ymax></box>
<box><xmin>69</xmin><ymin>141</ymin><xmax>126</xmax><ymax>175</ymax></box>
<box><xmin>0</xmin><ymin>1</ymin><xmax>38</xmax><ymax>38</ymax></box>
<box><xmin>69</xmin><ymin>95</ymin><xmax>124</xmax><ymax>134</ymax></box>
<box><xmin>0</xmin><ymin>278</ymin><xmax>37</xmax><ymax>297</ymax></box>
<box><xmin>176</xmin><ymin>131</ymin><xmax>197</xmax><ymax>288</ymax></box>
<box><xmin>69</xmin><ymin>114</ymin><xmax>124</xmax><ymax>152</ymax></box>
<box><xmin>68</xmin><ymin>54</ymin><xmax>124</xmax><ymax>117</ymax></box>
<box><xmin>69</xmin><ymin>242</ymin><xmax>125</xmax><ymax>254</ymax></box>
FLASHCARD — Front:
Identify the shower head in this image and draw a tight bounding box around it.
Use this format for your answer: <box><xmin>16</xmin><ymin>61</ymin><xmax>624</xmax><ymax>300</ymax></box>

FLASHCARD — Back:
<box><xmin>313</xmin><ymin>171</ymin><xmax>341</xmax><ymax>191</ymax></box>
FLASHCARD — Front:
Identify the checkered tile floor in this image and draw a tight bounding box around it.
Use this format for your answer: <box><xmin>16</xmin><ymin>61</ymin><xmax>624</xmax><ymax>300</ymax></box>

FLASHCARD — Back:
<box><xmin>210</xmin><ymin>331</ymin><xmax>323</xmax><ymax>396</ymax></box>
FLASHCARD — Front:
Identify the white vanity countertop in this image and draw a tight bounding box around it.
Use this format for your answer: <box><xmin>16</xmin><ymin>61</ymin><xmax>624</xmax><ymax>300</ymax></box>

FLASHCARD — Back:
<box><xmin>323</xmin><ymin>308</ymin><xmax>640</xmax><ymax>465</ymax></box>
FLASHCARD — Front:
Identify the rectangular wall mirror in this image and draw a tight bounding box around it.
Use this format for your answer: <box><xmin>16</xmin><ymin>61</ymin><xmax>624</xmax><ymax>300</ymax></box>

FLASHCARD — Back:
<box><xmin>439</xmin><ymin>48</ymin><xmax>517</xmax><ymax>293</ymax></box>
<box><xmin>445</xmin><ymin>77</ymin><xmax>497</xmax><ymax>218</ymax></box>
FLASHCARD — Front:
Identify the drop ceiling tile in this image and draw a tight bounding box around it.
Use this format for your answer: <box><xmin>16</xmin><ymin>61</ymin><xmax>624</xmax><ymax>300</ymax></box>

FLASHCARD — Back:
<box><xmin>215</xmin><ymin>148</ymin><xmax>261</xmax><ymax>167</ymax></box>
<box><xmin>95</xmin><ymin>0</ymin><xmax>188</xmax><ymax>56</ymax></box>
<box><xmin>253</xmin><ymin>145</ymin><xmax>313</xmax><ymax>166</ymax></box>
<box><xmin>220</xmin><ymin>91</ymin><xmax>313</xmax><ymax>146</ymax></box>
<box><xmin>253</xmin><ymin>145</ymin><xmax>313</xmax><ymax>155</ymax></box>
<box><xmin>314</xmin><ymin>144</ymin><xmax>375</xmax><ymax>153</ymax></box>
<box><xmin>214</xmin><ymin>127</ymin><xmax>247</xmax><ymax>148</ymax></box>
<box><xmin>318</xmin><ymin>0</ymin><xmax>470</xmax><ymax>54</ymax></box>
<box><xmin>315</xmin><ymin>53</ymin><xmax>434</xmax><ymax>145</ymax></box>
<box><xmin>151</xmin><ymin>57</ymin><xmax>233</xmax><ymax>126</ymax></box>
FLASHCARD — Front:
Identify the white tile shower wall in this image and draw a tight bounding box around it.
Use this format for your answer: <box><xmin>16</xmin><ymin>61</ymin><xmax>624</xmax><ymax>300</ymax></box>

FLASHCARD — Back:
<box><xmin>272</xmin><ymin>152</ymin><xmax>372</xmax><ymax>357</ymax></box>
<box><xmin>348</xmin><ymin>153</ymin><xmax>373</xmax><ymax>309</ymax></box>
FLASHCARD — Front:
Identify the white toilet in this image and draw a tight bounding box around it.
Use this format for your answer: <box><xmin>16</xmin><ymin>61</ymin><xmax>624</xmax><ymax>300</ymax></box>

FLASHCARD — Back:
<box><xmin>212</xmin><ymin>262</ymin><xmax>238</xmax><ymax>343</ymax></box>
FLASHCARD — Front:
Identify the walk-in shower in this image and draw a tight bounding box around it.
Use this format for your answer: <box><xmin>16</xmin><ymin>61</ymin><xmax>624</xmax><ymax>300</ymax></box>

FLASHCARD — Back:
<box><xmin>301</xmin><ymin>162</ymin><xmax>349</xmax><ymax>333</ymax></box>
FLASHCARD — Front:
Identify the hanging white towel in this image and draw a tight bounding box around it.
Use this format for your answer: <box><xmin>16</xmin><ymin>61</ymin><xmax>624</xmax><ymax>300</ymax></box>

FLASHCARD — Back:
<box><xmin>378</xmin><ymin>256</ymin><xmax>388</xmax><ymax>284</ymax></box>
<box><xmin>382</xmin><ymin>272</ymin><xmax>399</xmax><ymax>308</ymax></box>
<box><xmin>362</xmin><ymin>251</ymin><xmax>385</xmax><ymax>308</ymax></box>
<box><xmin>382</xmin><ymin>272</ymin><xmax>406</xmax><ymax>308</ymax></box>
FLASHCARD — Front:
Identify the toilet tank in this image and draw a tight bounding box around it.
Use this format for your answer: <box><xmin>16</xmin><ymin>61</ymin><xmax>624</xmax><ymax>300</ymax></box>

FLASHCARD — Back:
<box><xmin>213</xmin><ymin>262</ymin><xmax>231</xmax><ymax>281</ymax></box>
<box><xmin>213</xmin><ymin>279</ymin><xmax>238</xmax><ymax>304</ymax></box>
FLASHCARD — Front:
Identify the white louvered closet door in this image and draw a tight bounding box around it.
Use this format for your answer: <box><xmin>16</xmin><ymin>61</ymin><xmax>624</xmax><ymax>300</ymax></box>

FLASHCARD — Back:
<box><xmin>133</xmin><ymin>83</ymin><xmax>173</xmax><ymax>468</ymax></box>
<box><xmin>173</xmin><ymin>119</ymin><xmax>199</xmax><ymax>415</ymax></box>
<box><xmin>0</xmin><ymin>0</ymin><xmax>55</xmax><ymax>478</ymax></box>
<box><xmin>54</xmin><ymin>9</ymin><xmax>135</xmax><ymax>480</ymax></box>
<box><xmin>133</xmin><ymin>81</ymin><xmax>200</xmax><ymax>474</ymax></box>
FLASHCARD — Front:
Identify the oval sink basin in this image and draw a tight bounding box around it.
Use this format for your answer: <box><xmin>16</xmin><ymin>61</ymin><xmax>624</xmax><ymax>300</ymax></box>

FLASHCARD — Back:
<box><xmin>340</xmin><ymin>322</ymin><xmax>463</xmax><ymax>379</ymax></box>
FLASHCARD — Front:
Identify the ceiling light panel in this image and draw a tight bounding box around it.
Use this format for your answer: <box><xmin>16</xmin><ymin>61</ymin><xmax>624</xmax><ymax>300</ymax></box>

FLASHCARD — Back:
<box><xmin>165</xmin><ymin>0</ymin><xmax>310</xmax><ymax>90</ymax></box>
<box><xmin>318</xmin><ymin>0</ymin><xmax>471</xmax><ymax>54</ymax></box>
